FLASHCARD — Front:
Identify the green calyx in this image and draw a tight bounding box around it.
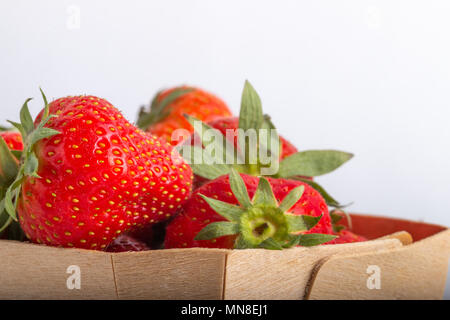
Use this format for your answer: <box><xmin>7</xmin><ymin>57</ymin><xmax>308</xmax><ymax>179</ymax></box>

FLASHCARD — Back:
<box><xmin>136</xmin><ymin>87</ymin><xmax>194</xmax><ymax>130</ymax></box>
<box><xmin>0</xmin><ymin>89</ymin><xmax>60</xmax><ymax>235</ymax></box>
<box><xmin>194</xmin><ymin>169</ymin><xmax>336</xmax><ymax>249</ymax></box>
<box><xmin>239</xmin><ymin>206</ymin><xmax>289</xmax><ymax>247</ymax></box>
<box><xmin>178</xmin><ymin>80</ymin><xmax>353</xmax><ymax>209</ymax></box>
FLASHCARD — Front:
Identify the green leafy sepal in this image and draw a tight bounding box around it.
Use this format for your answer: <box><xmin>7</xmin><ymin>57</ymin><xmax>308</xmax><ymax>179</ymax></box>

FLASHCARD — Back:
<box><xmin>0</xmin><ymin>89</ymin><xmax>60</xmax><ymax>233</ymax></box>
<box><xmin>194</xmin><ymin>169</ymin><xmax>336</xmax><ymax>249</ymax></box>
<box><xmin>177</xmin><ymin>80</ymin><xmax>353</xmax><ymax>210</ymax></box>
<box><xmin>137</xmin><ymin>87</ymin><xmax>194</xmax><ymax>130</ymax></box>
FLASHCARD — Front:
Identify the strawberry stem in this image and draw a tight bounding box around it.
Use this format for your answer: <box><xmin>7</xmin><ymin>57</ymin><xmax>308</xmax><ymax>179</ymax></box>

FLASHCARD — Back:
<box><xmin>238</xmin><ymin>206</ymin><xmax>288</xmax><ymax>247</ymax></box>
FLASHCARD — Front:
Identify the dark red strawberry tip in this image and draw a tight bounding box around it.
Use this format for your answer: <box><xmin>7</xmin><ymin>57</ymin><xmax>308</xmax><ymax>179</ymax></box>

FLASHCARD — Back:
<box><xmin>106</xmin><ymin>234</ymin><xmax>150</xmax><ymax>252</ymax></box>
<box><xmin>126</xmin><ymin>224</ymin><xmax>154</xmax><ymax>244</ymax></box>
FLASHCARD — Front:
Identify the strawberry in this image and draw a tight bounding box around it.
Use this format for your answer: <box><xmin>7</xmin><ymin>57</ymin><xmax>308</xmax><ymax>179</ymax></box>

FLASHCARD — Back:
<box><xmin>0</xmin><ymin>131</ymin><xmax>23</xmax><ymax>151</ymax></box>
<box><xmin>178</xmin><ymin>81</ymin><xmax>353</xmax><ymax>211</ymax></box>
<box><xmin>106</xmin><ymin>234</ymin><xmax>150</xmax><ymax>252</ymax></box>
<box><xmin>164</xmin><ymin>170</ymin><xmax>335</xmax><ymax>249</ymax></box>
<box><xmin>333</xmin><ymin>230</ymin><xmax>367</xmax><ymax>244</ymax></box>
<box><xmin>0</xmin><ymin>91</ymin><xmax>193</xmax><ymax>250</ymax></box>
<box><xmin>137</xmin><ymin>86</ymin><xmax>232</xmax><ymax>145</ymax></box>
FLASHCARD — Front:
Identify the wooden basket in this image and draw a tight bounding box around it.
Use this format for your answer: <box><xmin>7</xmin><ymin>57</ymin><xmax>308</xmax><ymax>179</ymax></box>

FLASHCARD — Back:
<box><xmin>0</xmin><ymin>213</ymin><xmax>449</xmax><ymax>300</ymax></box>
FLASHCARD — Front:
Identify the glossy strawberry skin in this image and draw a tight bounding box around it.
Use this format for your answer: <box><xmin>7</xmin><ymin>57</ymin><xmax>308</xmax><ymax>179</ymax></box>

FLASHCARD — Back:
<box><xmin>106</xmin><ymin>234</ymin><xmax>150</xmax><ymax>252</ymax></box>
<box><xmin>0</xmin><ymin>132</ymin><xmax>23</xmax><ymax>151</ymax></box>
<box><xmin>206</xmin><ymin>116</ymin><xmax>298</xmax><ymax>160</ymax></box>
<box><xmin>164</xmin><ymin>174</ymin><xmax>333</xmax><ymax>249</ymax></box>
<box><xmin>18</xmin><ymin>96</ymin><xmax>193</xmax><ymax>250</ymax></box>
<box><xmin>148</xmin><ymin>87</ymin><xmax>232</xmax><ymax>145</ymax></box>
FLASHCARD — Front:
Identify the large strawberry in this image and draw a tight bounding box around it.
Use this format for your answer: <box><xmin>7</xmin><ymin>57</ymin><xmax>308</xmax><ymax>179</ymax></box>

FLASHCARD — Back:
<box><xmin>137</xmin><ymin>86</ymin><xmax>232</xmax><ymax>145</ymax></box>
<box><xmin>0</xmin><ymin>91</ymin><xmax>193</xmax><ymax>250</ymax></box>
<box><xmin>165</xmin><ymin>170</ymin><xmax>335</xmax><ymax>249</ymax></box>
<box><xmin>178</xmin><ymin>81</ymin><xmax>353</xmax><ymax>209</ymax></box>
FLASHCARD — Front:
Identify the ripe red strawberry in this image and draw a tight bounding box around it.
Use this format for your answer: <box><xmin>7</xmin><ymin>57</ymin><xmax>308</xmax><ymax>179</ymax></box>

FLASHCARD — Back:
<box><xmin>0</xmin><ymin>131</ymin><xmax>23</xmax><ymax>151</ymax></box>
<box><xmin>165</xmin><ymin>170</ymin><xmax>335</xmax><ymax>249</ymax></box>
<box><xmin>333</xmin><ymin>230</ymin><xmax>367</xmax><ymax>244</ymax></box>
<box><xmin>106</xmin><ymin>234</ymin><xmax>150</xmax><ymax>252</ymax></box>
<box><xmin>137</xmin><ymin>86</ymin><xmax>232</xmax><ymax>145</ymax></box>
<box><xmin>1</xmin><ymin>91</ymin><xmax>193</xmax><ymax>250</ymax></box>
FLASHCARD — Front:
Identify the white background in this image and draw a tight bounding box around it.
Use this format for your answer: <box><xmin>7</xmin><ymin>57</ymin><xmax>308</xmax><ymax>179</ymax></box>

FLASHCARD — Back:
<box><xmin>1</xmin><ymin>1</ymin><xmax>449</xmax><ymax>298</ymax></box>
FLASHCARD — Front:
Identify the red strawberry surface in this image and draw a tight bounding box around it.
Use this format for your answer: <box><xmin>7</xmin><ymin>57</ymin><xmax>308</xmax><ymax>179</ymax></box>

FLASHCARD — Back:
<box><xmin>0</xmin><ymin>131</ymin><xmax>23</xmax><ymax>151</ymax></box>
<box><xmin>106</xmin><ymin>234</ymin><xmax>150</xmax><ymax>252</ymax></box>
<box><xmin>165</xmin><ymin>173</ymin><xmax>333</xmax><ymax>249</ymax></box>
<box><xmin>138</xmin><ymin>86</ymin><xmax>232</xmax><ymax>145</ymax></box>
<box><xmin>13</xmin><ymin>95</ymin><xmax>193</xmax><ymax>250</ymax></box>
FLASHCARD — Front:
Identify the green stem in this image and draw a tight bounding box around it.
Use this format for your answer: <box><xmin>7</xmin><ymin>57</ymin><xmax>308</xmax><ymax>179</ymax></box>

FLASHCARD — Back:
<box><xmin>247</xmin><ymin>163</ymin><xmax>259</xmax><ymax>175</ymax></box>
